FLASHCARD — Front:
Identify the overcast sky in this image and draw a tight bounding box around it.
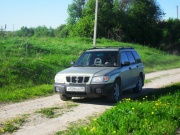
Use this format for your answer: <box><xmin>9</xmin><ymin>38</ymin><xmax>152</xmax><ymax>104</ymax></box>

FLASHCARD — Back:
<box><xmin>0</xmin><ymin>0</ymin><xmax>179</xmax><ymax>31</ymax></box>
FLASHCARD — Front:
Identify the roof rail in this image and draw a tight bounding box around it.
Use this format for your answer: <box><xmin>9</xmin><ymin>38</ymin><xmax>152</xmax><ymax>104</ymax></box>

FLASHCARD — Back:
<box><xmin>105</xmin><ymin>46</ymin><xmax>119</xmax><ymax>48</ymax></box>
<box><xmin>88</xmin><ymin>47</ymin><xmax>102</xmax><ymax>50</ymax></box>
<box><xmin>88</xmin><ymin>46</ymin><xmax>134</xmax><ymax>50</ymax></box>
<box><xmin>118</xmin><ymin>47</ymin><xmax>134</xmax><ymax>50</ymax></box>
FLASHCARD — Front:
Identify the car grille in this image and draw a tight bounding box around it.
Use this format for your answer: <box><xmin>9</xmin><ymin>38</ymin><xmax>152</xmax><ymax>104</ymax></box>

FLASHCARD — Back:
<box><xmin>66</xmin><ymin>76</ymin><xmax>90</xmax><ymax>84</ymax></box>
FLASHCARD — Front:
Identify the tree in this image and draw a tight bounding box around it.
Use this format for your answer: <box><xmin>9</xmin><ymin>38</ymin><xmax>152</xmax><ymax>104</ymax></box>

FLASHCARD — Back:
<box><xmin>54</xmin><ymin>24</ymin><xmax>69</xmax><ymax>38</ymax></box>
<box><xmin>70</xmin><ymin>0</ymin><xmax>115</xmax><ymax>38</ymax></box>
<box><xmin>67</xmin><ymin>0</ymin><xmax>85</xmax><ymax>25</ymax></box>
<box><xmin>70</xmin><ymin>15</ymin><xmax>94</xmax><ymax>37</ymax></box>
<box><xmin>16</xmin><ymin>27</ymin><xmax>34</xmax><ymax>37</ymax></box>
<box><xmin>162</xmin><ymin>18</ymin><xmax>180</xmax><ymax>47</ymax></box>
<box><xmin>121</xmin><ymin>0</ymin><xmax>164</xmax><ymax>46</ymax></box>
<box><xmin>33</xmin><ymin>26</ymin><xmax>54</xmax><ymax>37</ymax></box>
<box><xmin>68</xmin><ymin>0</ymin><xmax>165</xmax><ymax>47</ymax></box>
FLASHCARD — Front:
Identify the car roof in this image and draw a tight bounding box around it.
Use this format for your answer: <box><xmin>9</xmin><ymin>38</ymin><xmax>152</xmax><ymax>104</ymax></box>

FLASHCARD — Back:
<box><xmin>86</xmin><ymin>47</ymin><xmax>135</xmax><ymax>52</ymax></box>
<box><xmin>87</xmin><ymin>48</ymin><xmax>118</xmax><ymax>52</ymax></box>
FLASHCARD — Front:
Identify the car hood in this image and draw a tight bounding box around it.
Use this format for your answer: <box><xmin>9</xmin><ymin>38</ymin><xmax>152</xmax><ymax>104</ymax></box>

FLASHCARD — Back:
<box><xmin>56</xmin><ymin>66</ymin><xmax>118</xmax><ymax>76</ymax></box>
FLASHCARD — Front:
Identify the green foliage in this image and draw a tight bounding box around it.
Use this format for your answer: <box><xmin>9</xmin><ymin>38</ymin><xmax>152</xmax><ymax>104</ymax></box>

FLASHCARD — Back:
<box><xmin>67</xmin><ymin>0</ymin><xmax>85</xmax><ymax>25</ymax></box>
<box><xmin>36</xmin><ymin>102</ymin><xmax>78</xmax><ymax>118</ymax></box>
<box><xmin>69</xmin><ymin>0</ymin><xmax>165</xmax><ymax>47</ymax></box>
<box><xmin>16</xmin><ymin>26</ymin><xmax>34</xmax><ymax>37</ymax></box>
<box><xmin>95</xmin><ymin>0</ymin><xmax>114</xmax><ymax>37</ymax></box>
<box><xmin>70</xmin><ymin>0</ymin><xmax>116</xmax><ymax>38</ymax></box>
<box><xmin>54</xmin><ymin>24</ymin><xmax>69</xmax><ymax>38</ymax></box>
<box><xmin>36</xmin><ymin>107</ymin><xmax>60</xmax><ymax>118</ymax></box>
<box><xmin>70</xmin><ymin>15</ymin><xmax>94</xmax><ymax>37</ymax></box>
<box><xmin>13</xmin><ymin>26</ymin><xmax>55</xmax><ymax>37</ymax></box>
<box><xmin>0</xmin><ymin>85</ymin><xmax>53</xmax><ymax>102</ymax></box>
<box><xmin>161</xmin><ymin>18</ymin><xmax>180</xmax><ymax>47</ymax></box>
<box><xmin>0</xmin><ymin>115</ymin><xmax>27</xmax><ymax>134</ymax></box>
<box><xmin>61</xmin><ymin>83</ymin><xmax>180</xmax><ymax>135</ymax></box>
<box><xmin>33</xmin><ymin>26</ymin><xmax>54</xmax><ymax>37</ymax></box>
<box><xmin>123</xmin><ymin>0</ymin><xmax>164</xmax><ymax>46</ymax></box>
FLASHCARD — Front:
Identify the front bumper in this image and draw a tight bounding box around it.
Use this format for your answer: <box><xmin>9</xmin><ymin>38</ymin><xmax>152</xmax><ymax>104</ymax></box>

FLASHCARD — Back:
<box><xmin>54</xmin><ymin>83</ymin><xmax>114</xmax><ymax>98</ymax></box>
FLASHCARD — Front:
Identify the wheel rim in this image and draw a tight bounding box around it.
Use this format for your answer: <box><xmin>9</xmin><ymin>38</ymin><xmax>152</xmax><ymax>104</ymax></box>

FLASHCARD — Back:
<box><xmin>114</xmin><ymin>82</ymin><xmax>120</xmax><ymax>101</ymax></box>
<box><xmin>138</xmin><ymin>77</ymin><xmax>143</xmax><ymax>92</ymax></box>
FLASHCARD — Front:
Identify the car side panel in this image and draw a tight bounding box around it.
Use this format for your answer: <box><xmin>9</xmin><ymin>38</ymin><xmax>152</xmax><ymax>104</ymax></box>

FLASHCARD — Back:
<box><xmin>120</xmin><ymin>66</ymin><xmax>132</xmax><ymax>90</ymax></box>
<box><xmin>129</xmin><ymin>64</ymin><xmax>139</xmax><ymax>86</ymax></box>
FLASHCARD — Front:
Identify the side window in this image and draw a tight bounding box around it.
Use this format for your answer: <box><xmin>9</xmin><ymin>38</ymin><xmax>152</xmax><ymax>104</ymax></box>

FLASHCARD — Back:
<box><xmin>126</xmin><ymin>52</ymin><xmax>136</xmax><ymax>64</ymax></box>
<box><xmin>132</xmin><ymin>51</ymin><xmax>141</xmax><ymax>63</ymax></box>
<box><xmin>120</xmin><ymin>52</ymin><xmax>129</xmax><ymax>65</ymax></box>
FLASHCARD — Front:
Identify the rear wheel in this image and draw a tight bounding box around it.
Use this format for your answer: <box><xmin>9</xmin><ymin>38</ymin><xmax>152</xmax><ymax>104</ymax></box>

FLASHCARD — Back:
<box><xmin>107</xmin><ymin>79</ymin><xmax>121</xmax><ymax>103</ymax></box>
<box><xmin>60</xmin><ymin>94</ymin><xmax>71</xmax><ymax>101</ymax></box>
<box><xmin>133</xmin><ymin>75</ymin><xmax>143</xmax><ymax>93</ymax></box>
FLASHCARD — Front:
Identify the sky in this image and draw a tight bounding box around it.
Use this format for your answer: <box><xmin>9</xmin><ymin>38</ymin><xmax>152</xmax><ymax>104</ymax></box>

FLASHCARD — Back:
<box><xmin>0</xmin><ymin>0</ymin><xmax>179</xmax><ymax>31</ymax></box>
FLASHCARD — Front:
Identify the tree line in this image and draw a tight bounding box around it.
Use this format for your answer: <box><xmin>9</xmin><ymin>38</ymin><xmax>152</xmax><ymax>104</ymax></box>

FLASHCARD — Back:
<box><xmin>1</xmin><ymin>0</ymin><xmax>180</xmax><ymax>48</ymax></box>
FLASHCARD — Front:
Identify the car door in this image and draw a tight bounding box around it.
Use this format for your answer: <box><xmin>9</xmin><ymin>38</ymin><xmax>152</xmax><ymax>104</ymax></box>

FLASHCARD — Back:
<box><xmin>126</xmin><ymin>51</ymin><xmax>138</xmax><ymax>86</ymax></box>
<box><xmin>120</xmin><ymin>52</ymin><xmax>132</xmax><ymax>90</ymax></box>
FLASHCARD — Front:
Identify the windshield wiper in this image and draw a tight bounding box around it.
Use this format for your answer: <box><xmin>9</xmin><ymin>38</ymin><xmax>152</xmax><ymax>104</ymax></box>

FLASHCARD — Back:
<box><xmin>74</xmin><ymin>65</ymin><xmax>89</xmax><ymax>67</ymax></box>
<box><xmin>89</xmin><ymin>64</ymin><xmax>105</xmax><ymax>67</ymax></box>
<box><xmin>73</xmin><ymin>64</ymin><xmax>80</xmax><ymax>67</ymax></box>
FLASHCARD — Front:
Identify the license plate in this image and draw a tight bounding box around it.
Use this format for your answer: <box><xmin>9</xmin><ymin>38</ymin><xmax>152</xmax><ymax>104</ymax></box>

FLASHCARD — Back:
<box><xmin>66</xmin><ymin>87</ymin><xmax>85</xmax><ymax>92</ymax></box>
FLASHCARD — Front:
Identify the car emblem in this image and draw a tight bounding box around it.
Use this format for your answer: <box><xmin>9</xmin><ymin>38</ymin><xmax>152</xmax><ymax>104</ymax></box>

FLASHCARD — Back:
<box><xmin>75</xmin><ymin>77</ymin><xmax>79</xmax><ymax>83</ymax></box>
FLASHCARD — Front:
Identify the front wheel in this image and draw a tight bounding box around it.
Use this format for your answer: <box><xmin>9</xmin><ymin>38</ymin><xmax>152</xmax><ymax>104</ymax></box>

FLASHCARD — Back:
<box><xmin>60</xmin><ymin>94</ymin><xmax>71</xmax><ymax>101</ymax></box>
<box><xmin>107</xmin><ymin>79</ymin><xmax>121</xmax><ymax>103</ymax></box>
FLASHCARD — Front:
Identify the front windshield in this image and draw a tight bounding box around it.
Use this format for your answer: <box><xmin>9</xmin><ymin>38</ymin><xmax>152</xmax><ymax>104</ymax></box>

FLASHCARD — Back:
<box><xmin>74</xmin><ymin>51</ymin><xmax>118</xmax><ymax>67</ymax></box>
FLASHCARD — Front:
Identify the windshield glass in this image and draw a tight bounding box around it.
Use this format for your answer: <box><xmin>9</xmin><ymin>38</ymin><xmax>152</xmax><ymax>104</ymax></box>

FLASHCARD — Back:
<box><xmin>74</xmin><ymin>51</ymin><xmax>118</xmax><ymax>67</ymax></box>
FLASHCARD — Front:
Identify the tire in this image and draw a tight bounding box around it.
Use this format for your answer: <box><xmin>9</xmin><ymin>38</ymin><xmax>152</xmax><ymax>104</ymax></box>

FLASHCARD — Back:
<box><xmin>60</xmin><ymin>94</ymin><xmax>71</xmax><ymax>101</ymax></box>
<box><xmin>133</xmin><ymin>75</ymin><xmax>143</xmax><ymax>93</ymax></box>
<box><xmin>107</xmin><ymin>79</ymin><xmax>121</xmax><ymax>103</ymax></box>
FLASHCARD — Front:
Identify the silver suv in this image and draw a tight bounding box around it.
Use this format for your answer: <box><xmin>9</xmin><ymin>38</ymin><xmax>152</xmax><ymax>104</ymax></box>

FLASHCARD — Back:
<box><xmin>54</xmin><ymin>47</ymin><xmax>145</xmax><ymax>102</ymax></box>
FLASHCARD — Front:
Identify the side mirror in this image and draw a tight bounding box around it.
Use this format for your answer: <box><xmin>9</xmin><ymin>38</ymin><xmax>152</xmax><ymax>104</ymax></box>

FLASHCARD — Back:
<box><xmin>121</xmin><ymin>61</ymin><xmax>130</xmax><ymax>66</ymax></box>
<box><xmin>70</xmin><ymin>62</ymin><xmax>75</xmax><ymax>66</ymax></box>
<box><xmin>136</xmin><ymin>59</ymin><xmax>141</xmax><ymax>63</ymax></box>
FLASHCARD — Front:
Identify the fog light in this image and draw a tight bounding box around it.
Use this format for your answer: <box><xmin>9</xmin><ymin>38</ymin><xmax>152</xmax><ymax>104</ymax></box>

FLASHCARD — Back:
<box><xmin>55</xmin><ymin>87</ymin><xmax>60</xmax><ymax>92</ymax></box>
<box><xmin>95</xmin><ymin>88</ymin><xmax>102</xmax><ymax>94</ymax></box>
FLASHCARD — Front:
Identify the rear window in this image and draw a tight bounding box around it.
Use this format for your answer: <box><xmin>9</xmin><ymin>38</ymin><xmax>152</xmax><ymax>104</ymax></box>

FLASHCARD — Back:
<box><xmin>132</xmin><ymin>51</ymin><xmax>141</xmax><ymax>63</ymax></box>
<box><xmin>126</xmin><ymin>52</ymin><xmax>136</xmax><ymax>64</ymax></box>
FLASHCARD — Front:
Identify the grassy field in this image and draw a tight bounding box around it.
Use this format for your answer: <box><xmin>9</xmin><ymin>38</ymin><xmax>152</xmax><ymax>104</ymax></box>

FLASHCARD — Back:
<box><xmin>0</xmin><ymin>37</ymin><xmax>180</xmax><ymax>102</ymax></box>
<box><xmin>56</xmin><ymin>83</ymin><xmax>180</xmax><ymax>135</ymax></box>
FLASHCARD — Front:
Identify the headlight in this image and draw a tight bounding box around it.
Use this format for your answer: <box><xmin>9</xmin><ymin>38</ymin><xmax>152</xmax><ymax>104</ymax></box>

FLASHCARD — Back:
<box><xmin>55</xmin><ymin>75</ymin><xmax>65</xmax><ymax>83</ymax></box>
<box><xmin>92</xmin><ymin>76</ymin><xmax>109</xmax><ymax>83</ymax></box>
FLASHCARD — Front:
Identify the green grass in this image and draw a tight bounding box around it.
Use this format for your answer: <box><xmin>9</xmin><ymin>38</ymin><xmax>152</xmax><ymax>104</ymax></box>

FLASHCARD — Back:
<box><xmin>0</xmin><ymin>84</ymin><xmax>53</xmax><ymax>102</ymax></box>
<box><xmin>36</xmin><ymin>102</ymin><xmax>78</xmax><ymax>118</ymax></box>
<box><xmin>36</xmin><ymin>107</ymin><xmax>62</xmax><ymax>118</ymax></box>
<box><xmin>58</xmin><ymin>83</ymin><xmax>180</xmax><ymax>135</ymax></box>
<box><xmin>0</xmin><ymin>115</ymin><xmax>28</xmax><ymax>134</ymax></box>
<box><xmin>55</xmin><ymin>118</ymin><xmax>95</xmax><ymax>135</ymax></box>
<box><xmin>0</xmin><ymin>36</ymin><xmax>180</xmax><ymax>102</ymax></box>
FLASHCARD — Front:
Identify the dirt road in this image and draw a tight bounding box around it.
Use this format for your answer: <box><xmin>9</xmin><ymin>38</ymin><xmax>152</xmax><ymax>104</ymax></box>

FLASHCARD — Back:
<box><xmin>0</xmin><ymin>68</ymin><xmax>180</xmax><ymax>135</ymax></box>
